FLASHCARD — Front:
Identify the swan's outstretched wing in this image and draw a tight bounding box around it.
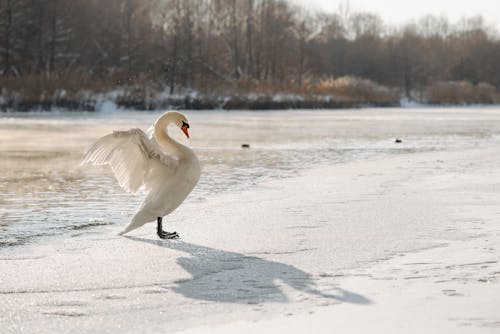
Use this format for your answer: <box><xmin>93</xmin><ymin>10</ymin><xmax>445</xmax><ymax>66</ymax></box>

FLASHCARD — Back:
<box><xmin>82</xmin><ymin>128</ymin><xmax>175</xmax><ymax>193</ymax></box>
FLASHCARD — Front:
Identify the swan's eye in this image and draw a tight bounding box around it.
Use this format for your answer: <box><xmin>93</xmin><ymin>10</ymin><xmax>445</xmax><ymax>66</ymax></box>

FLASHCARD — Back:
<box><xmin>181</xmin><ymin>121</ymin><xmax>190</xmax><ymax>129</ymax></box>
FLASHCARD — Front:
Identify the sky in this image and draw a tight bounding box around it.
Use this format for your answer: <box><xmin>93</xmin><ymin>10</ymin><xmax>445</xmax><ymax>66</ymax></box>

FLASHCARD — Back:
<box><xmin>295</xmin><ymin>0</ymin><xmax>500</xmax><ymax>30</ymax></box>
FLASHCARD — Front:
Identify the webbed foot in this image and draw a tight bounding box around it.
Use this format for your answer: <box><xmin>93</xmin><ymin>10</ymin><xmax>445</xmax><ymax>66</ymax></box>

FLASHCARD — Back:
<box><xmin>158</xmin><ymin>231</ymin><xmax>179</xmax><ymax>239</ymax></box>
<box><xmin>156</xmin><ymin>217</ymin><xmax>179</xmax><ymax>239</ymax></box>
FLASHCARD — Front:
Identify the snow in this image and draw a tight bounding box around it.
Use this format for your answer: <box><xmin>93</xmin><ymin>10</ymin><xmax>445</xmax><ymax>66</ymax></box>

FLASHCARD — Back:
<box><xmin>271</xmin><ymin>93</ymin><xmax>304</xmax><ymax>102</ymax></box>
<box><xmin>95</xmin><ymin>90</ymin><xmax>125</xmax><ymax>112</ymax></box>
<box><xmin>96</xmin><ymin>99</ymin><xmax>120</xmax><ymax>113</ymax></box>
<box><xmin>400</xmin><ymin>97</ymin><xmax>427</xmax><ymax>108</ymax></box>
<box><xmin>1</xmin><ymin>143</ymin><xmax>499</xmax><ymax>333</ymax></box>
<box><xmin>399</xmin><ymin>97</ymin><xmax>500</xmax><ymax>110</ymax></box>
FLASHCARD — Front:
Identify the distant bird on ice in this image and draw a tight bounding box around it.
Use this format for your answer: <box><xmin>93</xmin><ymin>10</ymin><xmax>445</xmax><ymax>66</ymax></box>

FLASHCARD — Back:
<box><xmin>82</xmin><ymin>111</ymin><xmax>200</xmax><ymax>239</ymax></box>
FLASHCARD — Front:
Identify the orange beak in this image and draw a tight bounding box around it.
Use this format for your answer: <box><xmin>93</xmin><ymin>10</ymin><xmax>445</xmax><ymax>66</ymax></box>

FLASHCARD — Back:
<box><xmin>181</xmin><ymin>125</ymin><xmax>190</xmax><ymax>138</ymax></box>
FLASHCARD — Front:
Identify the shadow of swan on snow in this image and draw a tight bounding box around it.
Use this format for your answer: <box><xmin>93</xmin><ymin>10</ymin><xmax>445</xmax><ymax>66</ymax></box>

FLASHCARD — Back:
<box><xmin>126</xmin><ymin>236</ymin><xmax>371</xmax><ymax>305</ymax></box>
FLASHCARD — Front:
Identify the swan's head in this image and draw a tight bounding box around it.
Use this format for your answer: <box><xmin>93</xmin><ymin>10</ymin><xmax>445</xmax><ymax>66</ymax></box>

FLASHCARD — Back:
<box><xmin>161</xmin><ymin>111</ymin><xmax>190</xmax><ymax>139</ymax></box>
<box><xmin>178</xmin><ymin>117</ymin><xmax>190</xmax><ymax>139</ymax></box>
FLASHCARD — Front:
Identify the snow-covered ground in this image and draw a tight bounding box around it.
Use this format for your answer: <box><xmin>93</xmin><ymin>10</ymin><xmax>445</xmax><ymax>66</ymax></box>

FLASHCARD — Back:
<box><xmin>1</xmin><ymin>109</ymin><xmax>500</xmax><ymax>333</ymax></box>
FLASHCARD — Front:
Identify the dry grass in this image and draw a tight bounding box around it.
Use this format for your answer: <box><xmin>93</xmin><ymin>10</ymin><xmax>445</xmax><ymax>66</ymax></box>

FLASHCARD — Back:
<box><xmin>426</xmin><ymin>81</ymin><xmax>500</xmax><ymax>104</ymax></box>
<box><xmin>0</xmin><ymin>73</ymin><xmax>399</xmax><ymax>110</ymax></box>
<box><xmin>198</xmin><ymin>75</ymin><xmax>399</xmax><ymax>106</ymax></box>
<box><xmin>311</xmin><ymin>76</ymin><xmax>399</xmax><ymax>104</ymax></box>
<box><xmin>0</xmin><ymin>71</ymin><xmax>159</xmax><ymax>110</ymax></box>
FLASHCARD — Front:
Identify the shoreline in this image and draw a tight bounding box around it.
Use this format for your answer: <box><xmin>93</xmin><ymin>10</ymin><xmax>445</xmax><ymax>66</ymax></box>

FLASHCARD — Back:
<box><xmin>0</xmin><ymin>97</ymin><xmax>395</xmax><ymax>112</ymax></box>
<box><xmin>1</xmin><ymin>146</ymin><xmax>499</xmax><ymax>333</ymax></box>
<box><xmin>6</xmin><ymin>102</ymin><xmax>500</xmax><ymax>113</ymax></box>
<box><xmin>3</xmin><ymin>101</ymin><xmax>500</xmax><ymax>113</ymax></box>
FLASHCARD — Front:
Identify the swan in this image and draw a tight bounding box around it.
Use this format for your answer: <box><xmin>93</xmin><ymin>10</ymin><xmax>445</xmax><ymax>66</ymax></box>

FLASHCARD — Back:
<box><xmin>82</xmin><ymin>111</ymin><xmax>201</xmax><ymax>239</ymax></box>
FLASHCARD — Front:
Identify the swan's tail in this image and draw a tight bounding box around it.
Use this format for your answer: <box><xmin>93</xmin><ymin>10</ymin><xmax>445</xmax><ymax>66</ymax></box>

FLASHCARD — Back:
<box><xmin>118</xmin><ymin>210</ymin><xmax>154</xmax><ymax>236</ymax></box>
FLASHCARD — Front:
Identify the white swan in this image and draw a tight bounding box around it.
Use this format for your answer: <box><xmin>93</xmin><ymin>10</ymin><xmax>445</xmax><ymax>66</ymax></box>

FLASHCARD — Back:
<box><xmin>82</xmin><ymin>111</ymin><xmax>201</xmax><ymax>239</ymax></box>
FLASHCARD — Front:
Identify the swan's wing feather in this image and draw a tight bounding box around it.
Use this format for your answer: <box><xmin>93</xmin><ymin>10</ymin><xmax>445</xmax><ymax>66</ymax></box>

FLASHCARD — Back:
<box><xmin>82</xmin><ymin>128</ymin><xmax>174</xmax><ymax>193</ymax></box>
<box><xmin>145</xmin><ymin>124</ymin><xmax>155</xmax><ymax>140</ymax></box>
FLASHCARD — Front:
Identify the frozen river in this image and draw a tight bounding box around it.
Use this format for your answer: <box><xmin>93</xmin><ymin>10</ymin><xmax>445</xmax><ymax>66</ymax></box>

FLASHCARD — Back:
<box><xmin>2</xmin><ymin>107</ymin><xmax>500</xmax><ymax>248</ymax></box>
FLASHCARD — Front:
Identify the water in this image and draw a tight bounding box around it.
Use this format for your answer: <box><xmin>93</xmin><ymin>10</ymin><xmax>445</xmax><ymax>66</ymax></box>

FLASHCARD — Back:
<box><xmin>2</xmin><ymin>108</ymin><xmax>500</xmax><ymax>247</ymax></box>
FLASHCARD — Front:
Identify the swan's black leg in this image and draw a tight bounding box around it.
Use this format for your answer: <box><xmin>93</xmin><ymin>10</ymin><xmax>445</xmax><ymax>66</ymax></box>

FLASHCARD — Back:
<box><xmin>156</xmin><ymin>217</ymin><xmax>162</xmax><ymax>237</ymax></box>
<box><xmin>157</xmin><ymin>217</ymin><xmax>179</xmax><ymax>239</ymax></box>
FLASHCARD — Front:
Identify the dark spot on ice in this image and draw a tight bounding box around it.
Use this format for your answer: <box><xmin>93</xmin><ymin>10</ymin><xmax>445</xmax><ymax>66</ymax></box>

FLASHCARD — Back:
<box><xmin>67</xmin><ymin>220</ymin><xmax>112</xmax><ymax>231</ymax></box>
<box><xmin>142</xmin><ymin>289</ymin><xmax>167</xmax><ymax>294</ymax></box>
<box><xmin>44</xmin><ymin>311</ymin><xmax>87</xmax><ymax>317</ymax></box>
<box><xmin>95</xmin><ymin>294</ymin><xmax>127</xmax><ymax>300</ymax></box>
<box><xmin>241</xmin><ymin>144</ymin><xmax>250</xmax><ymax>148</ymax></box>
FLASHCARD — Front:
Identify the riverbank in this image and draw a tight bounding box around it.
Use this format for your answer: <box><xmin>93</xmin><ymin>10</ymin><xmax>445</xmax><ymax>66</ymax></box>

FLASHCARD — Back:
<box><xmin>1</xmin><ymin>144</ymin><xmax>499</xmax><ymax>333</ymax></box>
<box><xmin>0</xmin><ymin>92</ymin><xmax>398</xmax><ymax>112</ymax></box>
<box><xmin>3</xmin><ymin>76</ymin><xmax>500</xmax><ymax>112</ymax></box>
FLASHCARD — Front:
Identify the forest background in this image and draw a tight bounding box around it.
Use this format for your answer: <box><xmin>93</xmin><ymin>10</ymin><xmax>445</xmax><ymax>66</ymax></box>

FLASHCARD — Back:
<box><xmin>1</xmin><ymin>0</ymin><xmax>500</xmax><ymax>110</ymax></box>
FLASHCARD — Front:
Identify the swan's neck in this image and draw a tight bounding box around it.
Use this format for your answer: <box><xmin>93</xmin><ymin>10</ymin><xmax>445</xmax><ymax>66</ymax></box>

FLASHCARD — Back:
<box><xmin>154</xmin><ymin>113</ymin><xmax>187</xmax><ymax>155</ymax></box>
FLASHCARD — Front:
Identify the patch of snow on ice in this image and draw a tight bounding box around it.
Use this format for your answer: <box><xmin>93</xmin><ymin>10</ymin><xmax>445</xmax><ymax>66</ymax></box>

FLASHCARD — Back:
<box><xmin>95</xmin><ymin>89</ymin><xmax>125</xmax><ymax>112</ymax></box>
<box><xmin>272</xmin><ymin>93</ymin><xmax>304</xmax><ymax>102</ymax></box>
<box><xmin>97</xmin><ymin>100</ymin><xmax>120</xmax><ymax>113</ymax></box>
<box><xmin>400</xmin><ymin>98</ymin><xmax>426</xmax><ymax>108</ymax></box>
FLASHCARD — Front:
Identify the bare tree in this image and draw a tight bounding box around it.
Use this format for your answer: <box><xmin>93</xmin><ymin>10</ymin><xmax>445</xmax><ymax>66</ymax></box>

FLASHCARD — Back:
<box><xmin>245</xmin><ymin>0</ymin><xmax>254</xmax><ymax>78</ymax></box>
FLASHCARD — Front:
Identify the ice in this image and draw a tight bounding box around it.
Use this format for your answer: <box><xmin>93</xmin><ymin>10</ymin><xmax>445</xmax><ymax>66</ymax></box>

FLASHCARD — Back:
<box><xmin>2</xmin><ymin>108</ymin><xmax>500</xmax><ymax>247</ymax></box>
<box><xmin>1</xmin><ymin>108</ymin><xmax>500</xmax><ymax>333</ymax></box>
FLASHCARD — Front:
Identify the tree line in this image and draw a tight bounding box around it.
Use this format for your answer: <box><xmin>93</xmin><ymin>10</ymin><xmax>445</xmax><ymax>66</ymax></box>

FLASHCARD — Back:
<box><xmin>1</xmin><ymin>0</ymin><xmax>500</xmax><ymax>109</ymax></box>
